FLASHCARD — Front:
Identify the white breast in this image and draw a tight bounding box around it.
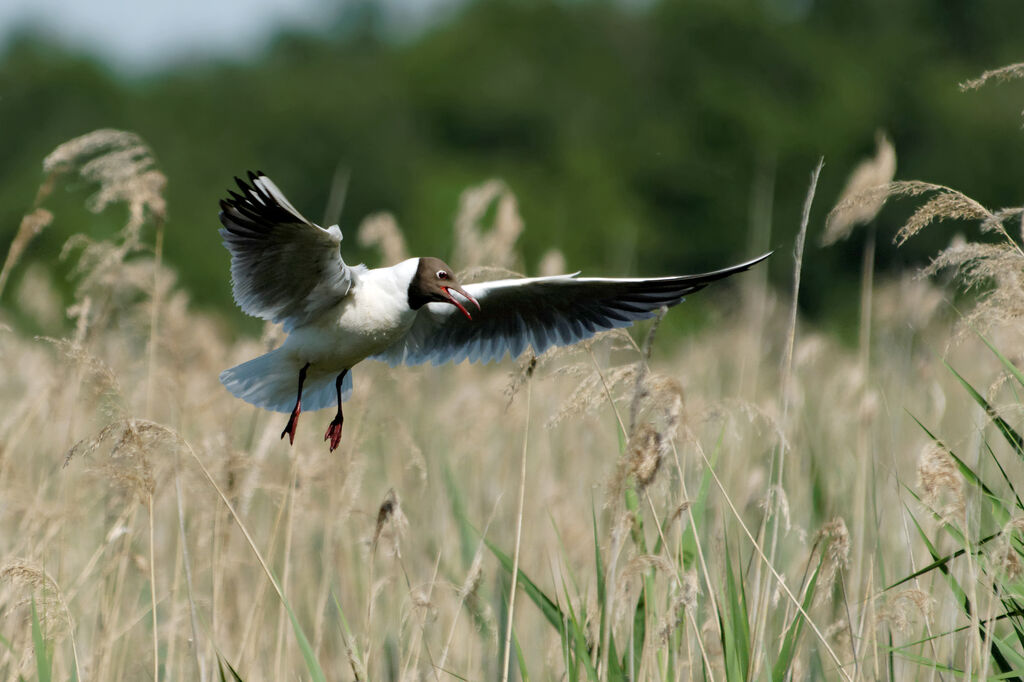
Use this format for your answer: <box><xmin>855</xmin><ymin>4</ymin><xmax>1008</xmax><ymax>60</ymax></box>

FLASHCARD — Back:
<box><xmin>281</xmin><ymin>259</ymin><xmax>419</xmax><ymax>369</ymax></box>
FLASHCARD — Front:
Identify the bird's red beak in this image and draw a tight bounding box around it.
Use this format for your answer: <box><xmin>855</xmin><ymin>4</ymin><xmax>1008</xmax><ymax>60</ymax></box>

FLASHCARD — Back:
<box><xmin>442</xmin><ymin>286</ymin><xmax>480</xmax><ymax>320</ymax></box>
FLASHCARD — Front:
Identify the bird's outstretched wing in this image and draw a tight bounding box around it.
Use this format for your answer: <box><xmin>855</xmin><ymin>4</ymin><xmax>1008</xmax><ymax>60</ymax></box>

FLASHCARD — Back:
<box><xmin>374</xmin><ymin>252</ymin><xmax>771</xmax><ymax>366</ymax></box>
<box><xmin>219</xmin><ymin>171</ymin><xmax>360</xmax><ymax>331</ymax></box>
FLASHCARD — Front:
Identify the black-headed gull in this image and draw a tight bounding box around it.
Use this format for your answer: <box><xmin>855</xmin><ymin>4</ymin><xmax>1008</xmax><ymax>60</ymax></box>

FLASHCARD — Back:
<box><xmin>219</xmin><ymin>171</ymin><xmax>770</xmax><ymax>451</ymax></box>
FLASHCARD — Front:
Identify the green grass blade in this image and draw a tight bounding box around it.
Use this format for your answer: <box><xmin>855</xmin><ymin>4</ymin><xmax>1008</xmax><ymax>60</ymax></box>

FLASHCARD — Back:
<box><xmin>441</xmin><ymin>460</ymin><xmax>476</xmax><ymax>569</ymax></box>
<box><xmin>484</xmin><ymin>536</ymin><xmax>567</xmax><ymax>637</ymax></box>
<box><xmin>591</xmin><ymin>501</ymin><xmax>626</xmax><ymax>681</ymax></box>
<box><xmin>30</xmin><ymin>596</ymin><xmax>52</xmax><ymax>682</ymax></box>
<box><xmin>908</xmin><ymin>508</ymin><xmax>969</xmax><ymax>611</ymax></box>
<box><xmin>885</xmin><ymin>532</ymin><xmax>998</xmax><ymax>591</ymax></box>
<box><xmin>259</xmin><ymin>567</ymin><xmax>325</xmax><ymax>682</ymax></box>
<box><xmin>284</xmin><ymin>600</ymin><xmax>326</xmax><ymax>682</ymax></box>
<box><xmin>947</xmin><ymin>449</ymin><xmax>1011</xmax><ymax>526</ymax></box>
<box><xmin>772</xmin><ymin>555</ymin><xmax>822</xmax><ymax>682</ymax></box>
<box><xmin>979</xmin><ymin>333</ymin><xmax>1024</xmax><ymax>391</ymax></box>
<box><xmin>512</xmin><ymin>625</ymin><xmax>531</xmax><ymax>682</ymax></box>
<box><xmin>908</xmin><ymin>412</ymin><xmax>1012</xmax><ymax>524</ymax></box>
<box><xmin>623</xmin><ymin>482</ymin><xmax>647</xmax><ymax>554</ymax></box>
<box><xmin>715</xmin><ymin>537</ymin><xmax>753</xmax><ymax>682</ymax></box>
<box><xmin>983</xmin><ymin>440</ymin><xmax>1024</xmax><ymax>512</ymax></box>
<box><xmin>681</xmin><ymin>429</ymin><xmax>721</xmax><ymax>569</ymax></box>
<box><xmin>217</xmin><ymin>652</ymin><xmax>245</xmax><ymax>682</ymax></box>
<box><xmin>549</xmin><ymin>512</ymin><xmax>584</xmax><ymax>599</ymax></box>
<box><xmin>561</xmin><ymin>578</ymin><xmax>599</xmax><ymax>681</ymax></box>
<box><xmin>625</xmin><ymin>582</ymin><xmax>647</xmax><ymax>675</ymax></box>
<box><xmin>991</xmin><ymin>631</ymin><xmax>1024</xmax><ymax>672</ymax></box>
<box><xmin>907</xmin><ymin>508</ymin><xmax>1017</xmax><ymax>676</ymax></box>
<box><xmin>722</xmin><ymin>539</ymin><xmax>750</xmax><ymax>678</ymax></box>
<box><xmin>592</xmin><ymin>502</ymin><xmax>605</xmax><ymax>625</ymax></box>
<box><xmin>717</xmin><ymin>605</ymin><xmax>742</xmax><ymax>682</ymax></box>
<box><xmin>1004</xmin><ymin>598</ymin><xmax>1024</xmax><ymax>653</ymax></box>
<box><xmin>331</xmin><ymin>589</ymin><xmax>366</xmax><ymax>679</ymax></box>
<box><xmin>945</xmin><ymin>360</ymin><xmax>1024</xmax><ymax>457</ymax></box>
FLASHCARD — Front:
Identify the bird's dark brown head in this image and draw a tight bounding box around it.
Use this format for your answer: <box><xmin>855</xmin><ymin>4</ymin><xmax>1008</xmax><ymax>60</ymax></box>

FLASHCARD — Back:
<box><xmin>407</xmin><ymin>257</ymin><xmax>481</xmax><ymax>320</ymax></box>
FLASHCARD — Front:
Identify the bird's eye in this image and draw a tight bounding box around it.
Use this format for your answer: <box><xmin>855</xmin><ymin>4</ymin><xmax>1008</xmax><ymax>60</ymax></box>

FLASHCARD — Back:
<box><xmin>437</xmin><ymin>270</ymin><xmax>449</xmax><ymax>280</ymax></box>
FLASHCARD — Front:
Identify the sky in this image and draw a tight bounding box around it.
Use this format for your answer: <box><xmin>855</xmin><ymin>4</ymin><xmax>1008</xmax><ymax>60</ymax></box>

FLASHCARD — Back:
<box><xmin>0</xmin><ymin>0</ymin><xmax>463</xmax><ymax>73</ymax></box>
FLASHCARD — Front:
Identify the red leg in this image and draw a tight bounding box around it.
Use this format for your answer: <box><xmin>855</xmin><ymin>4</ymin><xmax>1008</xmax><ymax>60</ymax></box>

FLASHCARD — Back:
<box><xmin>281</xmin><ymin>362</ymin><xmax>310</xmax><ymax>444</ymax></box>
<box><xmin>324</xmin><ymin>369</ymin><xmax>348</xmax><ymax>452</ymax></box>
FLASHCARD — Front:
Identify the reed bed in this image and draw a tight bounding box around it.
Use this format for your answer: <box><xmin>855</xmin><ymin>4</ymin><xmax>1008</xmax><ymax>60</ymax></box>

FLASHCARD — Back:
<box><xmin>3</xmin><ymin>65</ymin><xmax>1024</xmax><ymax>681</ymax></box>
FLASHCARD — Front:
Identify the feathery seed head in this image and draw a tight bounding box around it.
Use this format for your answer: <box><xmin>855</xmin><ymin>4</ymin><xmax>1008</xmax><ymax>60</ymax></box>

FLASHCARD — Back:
<box><xmin>454</xmin><ymin>179</ymin><xmax>523</xmax><ymax>270</ymax></box>
<box><xmin>44</xmin><ymin>129</ymin><xmax>166</xmax><ymax>247</ymax></box>
<box><xmin>879</xmin><ymin>589</ymin><xmax>935</xmax><ymax>633</ymax></box>
<box><xmin>917</xmin><ymin>443</ymin><xmax>964</xmax><ymax>523</ymax></box>
<box><xmin>357</xmin><ymin>212</ymin><xmax>408</xmax><ymax>266</ymax></box>
<box><xmin>960</xmin><ymin>62</ymin><xmax>1024</xmax><ymax>91</ymax></box>
<box><xmin>813</xmin><ymin>517</ymin><xmax>850</xmax><ymax>603</ymax></box>
<box><xmin>371</xmin><ymin>488</ymin><xmax>408</xmax><ymax>559</ymax></box>
<box><xmin>823</xmin><ymin>131</ymin><xmax>896</xmax><ymax>245</ymax></box>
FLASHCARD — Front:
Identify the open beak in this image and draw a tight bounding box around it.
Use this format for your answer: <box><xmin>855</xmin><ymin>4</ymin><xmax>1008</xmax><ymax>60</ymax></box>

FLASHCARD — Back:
<box><xmin>442</xmin><ymin>286</ymin><xmax>481</xmax><ymax>321</ymax></box>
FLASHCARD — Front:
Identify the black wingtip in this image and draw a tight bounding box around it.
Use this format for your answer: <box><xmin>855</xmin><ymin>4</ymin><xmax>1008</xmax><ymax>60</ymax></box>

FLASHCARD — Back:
<box><xmin>221</xmin><ymin>170</ymin><xmax>306</xmax><ymax>231</ymax></box>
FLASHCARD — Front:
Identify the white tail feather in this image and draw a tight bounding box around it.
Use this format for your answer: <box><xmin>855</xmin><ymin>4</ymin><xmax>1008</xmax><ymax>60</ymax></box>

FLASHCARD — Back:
<box><xmin>220</xmin><ymin>348</ymin><xmax>353</xmax><ymax>413</ymax></box>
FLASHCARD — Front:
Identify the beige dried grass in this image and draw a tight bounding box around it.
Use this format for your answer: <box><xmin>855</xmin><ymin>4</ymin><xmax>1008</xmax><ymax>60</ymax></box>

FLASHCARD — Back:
<box><xmin>823</xmin><ymin>132</ymin><xmax>896</xmax><ymax>245</ymax></box>
<box><xmin>878</xmin><ymin>589</ymin><xmax>935</xmax><ymax>634</ymax></box>
<box><xmin>370</xmin><ymin>488</ymin><xmax>408</xmax><ymax>560</ymax></box>
<box><xmin>357</xmin><ymin>212</ymin><xmax>408</xmax><ymax>266</ymax></box>
<box><xmin>8</xmin><ymin>123</ymin><xmax>1022</xmax><ymax>679</ymax></box>
<box><xmin>960</xmin><ymin>62</ymin><xmax>1024</xmax><ymax>91</ymax></box>
<box><xmin>453</xmin><ymin>179</ymin><xmax>523</xmax><ymax>270</ymax></box>
<box><xmin>546</xmin><ymin>363</ymin><xmax>637</xmax><ymax>428</ymax></box>
<box><xmin>812</xmin><ymin>517</ymin><xmax>851</xmax><ymax>604</ymax></box>
<box><xmin>916</xmin><ymin>442</ymin><xmax>964</xmax><ymax>524</ymax></box>
<box><xmin>924</xmin><ymin>237</ymin><xmax>1024</xmax><ymax>340</ymax></box>
<box><xmin>833</xmin><ymin>168</ymin><xmax>1024</xmax><ymax>345</ymax></box>
<box><xmin>43</xmin><ymin>129</ymin><xmax>166</xmax><ymax>245</ymax></box>
<box><xmin>0</xmin><ymin>209</ymin><xmax>53</xmax><ymax>299</ymax></box>
<box><xmin>537</xmin><ymin>248</ymin><xmax>567</xmax><ymax>276</ymax></box>
<box><xmin>64</xmin><ymin>417</ymin><xmax>181</xmax><ymax>503</ymax></box>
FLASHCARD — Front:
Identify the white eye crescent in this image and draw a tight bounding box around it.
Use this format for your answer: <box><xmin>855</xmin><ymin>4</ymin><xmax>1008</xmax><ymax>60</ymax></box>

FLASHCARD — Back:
<box><xmin>437</xmin><ymin>270</ymin><xmax>449</xmax><ymax>280</ymax></box>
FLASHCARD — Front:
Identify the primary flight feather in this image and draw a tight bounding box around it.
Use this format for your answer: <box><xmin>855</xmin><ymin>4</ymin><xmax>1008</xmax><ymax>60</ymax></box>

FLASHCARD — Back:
<box><xmin>218</xmin><ymin>171</ymin><xmax>770</xmax><ymax>451</ymax></box>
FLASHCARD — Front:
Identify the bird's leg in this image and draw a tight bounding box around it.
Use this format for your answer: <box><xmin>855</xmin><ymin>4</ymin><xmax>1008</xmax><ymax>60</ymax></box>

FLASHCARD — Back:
<box><xmin>281</xmin><ymin>362</ymin><xmax>311</xmax><ymax>444</ymax></box>
<box><xmin>324</xmin><ymin>369</ymin><xmax>348</xmax><ymax>452</ymax></box>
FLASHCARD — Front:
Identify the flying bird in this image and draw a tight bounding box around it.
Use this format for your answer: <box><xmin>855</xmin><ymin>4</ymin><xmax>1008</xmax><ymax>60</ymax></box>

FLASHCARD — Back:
<box><xmin>218</xmin><ymin>171</ymin><xmax>770</xmax><ymax>451</ymax></box>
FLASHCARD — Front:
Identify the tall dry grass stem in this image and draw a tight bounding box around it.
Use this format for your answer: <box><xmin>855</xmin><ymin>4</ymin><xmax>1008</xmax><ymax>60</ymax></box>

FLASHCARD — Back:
<box><xmin>501</xmin><ymin>377</ymin><xmax>531</xmax><ymax>682</ymax></box>
<box><xmin>670</xmin><ymin>437</ymin><xmax>718</xmax><ymax>679</ymax></box>
<box><xmin>147</xmin><ymin>497</ymin><xmax>159</xmax><ymax>682</ymax></box>
<box><xmin>753</xmin><ymin>157</ymin><xmax>823</xmax><ymax>673</ymax></box>
<box><xmin>173</xmin><ymin>463</ymin><xmax>205</xmax><ymax>682</ymax></box>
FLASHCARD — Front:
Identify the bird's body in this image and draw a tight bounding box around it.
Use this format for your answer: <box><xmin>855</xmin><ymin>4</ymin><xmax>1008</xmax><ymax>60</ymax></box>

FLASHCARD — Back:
<box><xmin>218</xmin><ymin>171</ymin><xmax>769</xmax><ymax>450</ymax></box>
<box><xmin>286</xmin><ymin>259</ymin><xmax>421</xmax><ymax>373</ymax></box>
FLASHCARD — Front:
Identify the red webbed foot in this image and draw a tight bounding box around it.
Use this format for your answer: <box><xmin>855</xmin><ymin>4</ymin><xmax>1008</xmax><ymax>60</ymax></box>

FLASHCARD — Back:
<box><xmin>281</xmin><ymin>402</ymin><xmax>301</xmax><ymax>444</ymax></box>
<box><xmin>324</xmin><ymin>414</ymin><xmax>343</xmax><ymax>452</ymax></box>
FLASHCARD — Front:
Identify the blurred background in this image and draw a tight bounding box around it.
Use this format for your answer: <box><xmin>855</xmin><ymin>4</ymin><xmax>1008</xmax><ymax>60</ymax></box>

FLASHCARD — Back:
<box><xmin>2</xmin><ymin>0</ymin><xmax>1022</xmax><ymax>337</ymax></box>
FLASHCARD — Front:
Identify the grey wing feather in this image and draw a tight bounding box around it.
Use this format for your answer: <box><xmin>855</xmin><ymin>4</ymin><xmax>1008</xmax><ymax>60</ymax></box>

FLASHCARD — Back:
<box><xmin>219</xmin><ymin>171</ymin><xmax>359</xmax><ymax>331</ymax></box>
<box><xmin>374</xmin><ymin>252</ymin><xmax>771</xmax><ymax>366</ymax></box>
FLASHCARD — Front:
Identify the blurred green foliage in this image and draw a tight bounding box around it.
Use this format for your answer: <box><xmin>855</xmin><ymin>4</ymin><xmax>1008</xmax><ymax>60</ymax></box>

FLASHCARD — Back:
<box><xmin>2</xmin><ymin>0</ymin><xmax>1023</xmax><ymax>335</ymax></box>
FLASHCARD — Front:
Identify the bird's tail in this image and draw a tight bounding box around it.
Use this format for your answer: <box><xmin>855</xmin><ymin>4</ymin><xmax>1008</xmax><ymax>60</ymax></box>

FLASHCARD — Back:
<box><xmin>220</xmin><ymin>348</ymin><xmax>353</xmax><ymax>413</ymax></box>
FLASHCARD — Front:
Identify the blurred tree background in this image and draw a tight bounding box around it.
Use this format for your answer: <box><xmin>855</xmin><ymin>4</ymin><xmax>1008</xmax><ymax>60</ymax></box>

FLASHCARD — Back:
<box><xmin>2</xmin><ymin>0</ymin><xmax>1023</xmax><ymax>337</ymax></box>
